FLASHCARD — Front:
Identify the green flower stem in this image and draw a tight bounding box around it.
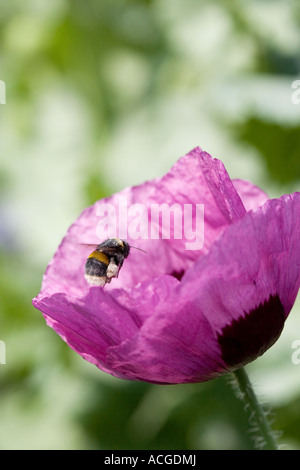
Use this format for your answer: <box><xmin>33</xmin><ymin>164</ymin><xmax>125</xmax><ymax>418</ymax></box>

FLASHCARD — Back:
<box><xmin>233</xmin><ymin>367</ymin><xmax>279</xmax><ymax>450</ymax></box>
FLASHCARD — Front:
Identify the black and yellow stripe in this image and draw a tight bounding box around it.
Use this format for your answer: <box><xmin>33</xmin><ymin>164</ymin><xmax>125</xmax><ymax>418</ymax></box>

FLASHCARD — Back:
<box><xmin>85</xmin><ymin>251</ymin><xmax>110</xmax><ymax>286</ymax></box>
<box><xmin>88</xmin><ymin>250</ymin><xmax>110</xmax><ymax>265</ymax></box>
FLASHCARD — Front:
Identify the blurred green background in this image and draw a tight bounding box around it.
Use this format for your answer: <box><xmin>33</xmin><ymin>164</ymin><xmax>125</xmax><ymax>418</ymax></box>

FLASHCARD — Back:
<box><xmin>0</xmin><ymin>0</ymin><xmax>300</xmax><ymax>450</ymax></box>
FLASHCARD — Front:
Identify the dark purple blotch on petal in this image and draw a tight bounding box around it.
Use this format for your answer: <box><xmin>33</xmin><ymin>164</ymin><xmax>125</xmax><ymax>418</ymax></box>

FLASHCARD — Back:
<box><xmin>218</xmin><ymin>294</ymin><xmax>285</xmax><ymax>370</ymax></box>
<box><xmin>170</xmin><ymin>270</ymin><xmax>185</xmax><ymax>281</ymax></box>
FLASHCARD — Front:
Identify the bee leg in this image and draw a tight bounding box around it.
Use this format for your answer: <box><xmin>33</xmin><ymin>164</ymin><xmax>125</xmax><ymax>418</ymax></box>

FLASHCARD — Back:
<box><xmin>106</xmin><ymin>259</ymin><xmax>120</xmax><ymax>279</ymax></box>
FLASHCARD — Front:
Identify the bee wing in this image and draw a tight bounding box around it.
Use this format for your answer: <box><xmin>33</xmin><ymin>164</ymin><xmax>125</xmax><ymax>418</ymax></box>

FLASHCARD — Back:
<box><xmin>97</xmin><ymin>246</ymin><xmax>120</xmax><ymax>256</ymax></box>
<box><xmin>78</xmin><ymin>243</ymin><xmax>99</xmax><ymax>248</ymax></box>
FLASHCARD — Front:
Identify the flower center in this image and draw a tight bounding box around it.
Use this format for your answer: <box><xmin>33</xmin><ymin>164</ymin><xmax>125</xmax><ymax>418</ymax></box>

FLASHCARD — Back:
<box><xmin>170</xmin><ymin>270</ymin><xmax>185</xmax><ymax>281</ymax></box>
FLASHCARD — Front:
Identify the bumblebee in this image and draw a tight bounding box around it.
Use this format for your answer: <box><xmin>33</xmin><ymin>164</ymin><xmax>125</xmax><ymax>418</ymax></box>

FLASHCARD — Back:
<box><xmin>84</xmin><ymin>238</ymin><xmax>130</xmax><ymax>287</ymax></box>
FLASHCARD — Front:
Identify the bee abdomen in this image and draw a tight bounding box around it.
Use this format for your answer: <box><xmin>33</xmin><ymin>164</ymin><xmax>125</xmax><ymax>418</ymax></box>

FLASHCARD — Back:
<box><xmin>84</xmin><ymin>251</ymin><xmax>110</xmax><ymax>286</ymax></box>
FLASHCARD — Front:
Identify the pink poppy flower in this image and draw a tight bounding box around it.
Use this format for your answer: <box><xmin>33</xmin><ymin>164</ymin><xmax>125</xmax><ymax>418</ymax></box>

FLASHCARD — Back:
<box><xmin>32</xmin><ymin>147</ymin><xmax>300</xmax><ymax>384</ymax></box>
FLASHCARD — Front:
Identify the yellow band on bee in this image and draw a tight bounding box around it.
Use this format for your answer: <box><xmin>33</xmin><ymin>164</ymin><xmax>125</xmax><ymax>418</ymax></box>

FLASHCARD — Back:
<box><xmin>88</xmin><ymin>251</ymin><xmax>110</xmax><ymax>265</ymax></box>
